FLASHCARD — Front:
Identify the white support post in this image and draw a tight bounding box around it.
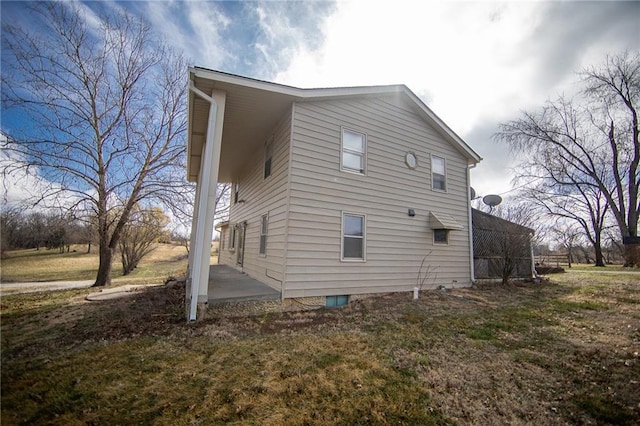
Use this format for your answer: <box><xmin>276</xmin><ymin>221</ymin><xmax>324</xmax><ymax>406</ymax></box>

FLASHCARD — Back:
<box><xmin>188</xmin><ymin>85</ymin><xmax>226</xmax><ymax>321</ymax></box>
<box><xmin>185</xmin><ymin>164</ymin><xmax>203</xmax><ymax>312</ymax></box>
<box><xmin>187</xmin><ymin>167</ymin><xmax>203</xmax><ymax>277</ymax></box>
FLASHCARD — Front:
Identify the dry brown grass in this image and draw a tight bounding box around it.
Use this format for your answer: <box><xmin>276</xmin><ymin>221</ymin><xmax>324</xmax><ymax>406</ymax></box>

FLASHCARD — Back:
<box><xmin>1</xmin><ymin>270</ymin><xmax>639</xmax><ymax>425</ymax></box>
<box><xmin>0</xmin><ymin>242</ymin><xmax>219</xmax><ymax>285</ymax></box>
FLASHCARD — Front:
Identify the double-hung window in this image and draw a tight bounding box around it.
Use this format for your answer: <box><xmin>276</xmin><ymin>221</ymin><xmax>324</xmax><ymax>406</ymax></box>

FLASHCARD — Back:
<box><xmin>259</xmin><ymin>214</ymin><xmax>268</xmax><ymax>256</ymax></box>
<box><xmin>432</xmin><ymin>155</ymin><xmax>446</xmax><ymax>191</ymax></box>
<box><xmin>342</xmin><ymin>213</ymin><xmax>365</xmax><ymax>260</ymax></box>
<box><xmin>341</xmin><ymin>128</ymin><xmax>366</xmax><ymax>174</ymax></box>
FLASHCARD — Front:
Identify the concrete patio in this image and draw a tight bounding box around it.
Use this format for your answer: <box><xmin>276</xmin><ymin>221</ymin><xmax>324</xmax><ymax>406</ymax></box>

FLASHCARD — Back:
<box><xmin>208</xmin><ymin>264</ymin><xmax>280</xmax><ymax>304</ymax></box>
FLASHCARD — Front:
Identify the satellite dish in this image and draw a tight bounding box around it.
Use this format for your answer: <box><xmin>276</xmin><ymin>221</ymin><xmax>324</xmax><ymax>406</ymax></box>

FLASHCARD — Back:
<box><xmin>470</xmin><ymin>187</ymin><xmax>476</xmax><ymax>200</ymax></box>
<box><xmin>482</xmin><ymin>194</ymin><xmax>502</xmax><ymax>207</ymax></box>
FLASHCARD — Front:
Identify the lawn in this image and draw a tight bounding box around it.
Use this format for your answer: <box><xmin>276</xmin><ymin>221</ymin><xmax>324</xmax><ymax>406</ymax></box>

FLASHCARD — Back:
<box><xmin>0</xmin><ymin>243</ymin><xmax>217</xmax><ymax>285</ymax></box>
<box><xmin>1</xmin><ymin>271</ymin><xmax>639</xmax><ymax>425</ymax></box>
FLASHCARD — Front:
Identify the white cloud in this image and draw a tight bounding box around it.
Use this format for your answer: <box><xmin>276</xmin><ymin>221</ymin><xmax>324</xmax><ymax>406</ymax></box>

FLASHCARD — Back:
<box><xmin>276</xmin><ymin>2</ymin><xmax>547</xmax><ymax>133</ymax></box>
<box><xmin>274</xmin><ymin>1</ymin><xmax>639</xmax><ymax>197</ymax></box>
<box><xmin>0</xmin><ymin>135</ymin><xmax>94</xmax><ymax>212</ymax></box>
<box><xmin>143</xmin><ymin>1</ymin><xmax>232</xmax><ymax>68</ymax></box>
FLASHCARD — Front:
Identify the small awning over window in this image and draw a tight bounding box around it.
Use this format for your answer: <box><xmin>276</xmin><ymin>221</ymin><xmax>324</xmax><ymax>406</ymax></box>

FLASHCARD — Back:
<box><xmin>214</xmin><ymin>221</ymin><xmax>229</xmax><ymax>229</ymax></box>
<box><xmin>429</xmin><ymin>211</ymin><xmax>464</xmax><ymax>230</ymax></box>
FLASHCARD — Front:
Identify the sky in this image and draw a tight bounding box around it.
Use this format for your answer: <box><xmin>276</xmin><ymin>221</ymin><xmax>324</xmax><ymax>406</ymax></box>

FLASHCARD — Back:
<box><xmin>2</xmin><ymin>0</ymin><xmax>639</xmax><ymax>204</ymax></box>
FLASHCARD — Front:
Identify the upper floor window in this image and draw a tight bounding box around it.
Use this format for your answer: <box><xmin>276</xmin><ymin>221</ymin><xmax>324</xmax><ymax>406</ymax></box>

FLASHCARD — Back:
<box><xmin>234</xmin><ymin>182</ymin><xmax>239</xmax><ymax>203</ymax></box>
<box><xmin>432</xmin><ymin>155</ymin><xmax>446</xmax><ymax>191</ymax></box>
<box><xmin>264</xmin><ymin>137</ymin><xmax>273</xmax><ymax>179</ymax></box>
<box><xmin>341</xmin><ymin>128</ymin><xmax>366</xmax><ymax>174</ymax></box>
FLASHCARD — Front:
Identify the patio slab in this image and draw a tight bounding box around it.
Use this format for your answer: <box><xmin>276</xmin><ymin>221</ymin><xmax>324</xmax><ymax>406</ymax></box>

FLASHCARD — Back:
<box><xmin>208</xmin><ymin>264</ymin><xmax>280</xmax><ymax>303</ymax></box>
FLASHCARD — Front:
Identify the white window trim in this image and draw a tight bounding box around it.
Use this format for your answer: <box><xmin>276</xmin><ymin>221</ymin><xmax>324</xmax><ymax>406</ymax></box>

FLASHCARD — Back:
<box><xmin>259</xmin><ymin>213</ymin><xmax>268</xmax><ymax>257</ymax></box>
<box><xmin>341</xmin><ymin>211</ymin><xmax>366</xmax><ymax>262</ymax></box>
<box><xmin>433</xmin><ymin>229</ymin><xmax>449</xmax><ymax>245</ymax></box>
<box><xmin>340</xmin><ymin>127</ymin><xmax>367</xmax><ymax>175</ymax></box>
<box><xmin>431</xmin><ymin>154</ymin><xmax>447</xmax><ymax>192</ymax></box>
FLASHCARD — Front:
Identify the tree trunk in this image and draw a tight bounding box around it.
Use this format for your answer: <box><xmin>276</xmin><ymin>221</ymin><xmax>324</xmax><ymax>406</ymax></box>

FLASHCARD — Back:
<box><xmin>622</xmin><ymin>235</ymin><xmax>639</xmax><ymax>267</ymax></box>
<box><xmin>94</xmin><ymin>243</ymin><xmax>113</xmax><ymax>286</ymax></box>
<box><xmin>594</xmin><ymin>243</ymin><xmax>606</xmax><ymax>267</ymax></box>
<box><xmin>624</xmin><ymin>244</ymin><xmax>640</xmax><ymax>268</ymax></box>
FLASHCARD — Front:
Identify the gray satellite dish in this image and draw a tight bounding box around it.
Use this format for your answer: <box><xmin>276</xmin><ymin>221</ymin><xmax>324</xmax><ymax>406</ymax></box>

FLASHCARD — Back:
<box><xmin>470</xmin><ymin>187</ymin><xmax>476</xmax><ymax>200</ymax></box>
<box><xmin>482</xmin><ymin>194</ymin><xmax>503</xmax><ymax>207</ymax></box>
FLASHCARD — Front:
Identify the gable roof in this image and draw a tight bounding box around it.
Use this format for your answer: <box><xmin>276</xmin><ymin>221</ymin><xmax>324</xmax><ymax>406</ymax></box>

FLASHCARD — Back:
<box><xmin>188</xmin><ymin>67</ymin><xmax>482</xmax><ymax>182</ymax></box>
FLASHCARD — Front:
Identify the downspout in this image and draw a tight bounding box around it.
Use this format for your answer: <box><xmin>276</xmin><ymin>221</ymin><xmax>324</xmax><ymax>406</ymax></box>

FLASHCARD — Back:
<box><xmin>467</xmin><ymin>164</ymin><xmax>476</xmax><ymax>284</ymax></box>
<box><xmin>188</xmin><ymin>80</ymin><xmax>218</xmax><ymax>321</ymax></box>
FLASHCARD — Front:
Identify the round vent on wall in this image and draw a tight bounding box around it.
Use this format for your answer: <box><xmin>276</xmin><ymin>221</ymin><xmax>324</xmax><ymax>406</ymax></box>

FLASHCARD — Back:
<box><xmin>405</xmin><ymin>152</ymin><xmax>417</xmax><ymax>169</ymax></box>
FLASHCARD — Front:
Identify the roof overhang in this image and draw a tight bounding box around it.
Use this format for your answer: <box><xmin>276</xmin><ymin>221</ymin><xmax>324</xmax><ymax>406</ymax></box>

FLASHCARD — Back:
<box><xmin>430</xmin><ymin>211</ymin><xmax>465</xmax><ymax>230</ymax></box>
<box><xmin>187</xmin><ymin>68</ymin><xmax>482</xmax><ymax>182</ymax></box>
<box><xmin>471</xmin><ymin>208</ymin><xmax>534</xmax><ymax>234</ymax></box>
<box><xmin>214</xmin><ymin>220</ymin><xmax>229</xmax><ymax>229</ymax></box>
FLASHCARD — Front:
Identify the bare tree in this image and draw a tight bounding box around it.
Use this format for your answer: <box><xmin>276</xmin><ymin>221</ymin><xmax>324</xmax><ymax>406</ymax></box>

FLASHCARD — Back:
<box><xmin>170</xmin><ymin>182</ymin><xmax>230</xmax><ymax>255</ymax></box>
<box><xmin>1</xmin><ymin>3</ymin><xmax>188</xmax><ymax>285</ymax></box>
<box><xmin>118</xmin><ymin>206</ymin><xmax>169</xmax><ymax>275</ymax></box>
<box><xmin>492</xmin><ymin>203</ymin><xmax>536</xmax><ymax>284</ymax></box>
<box><xmin>496</xmin><ymin>52</ymin><xmax>639</xmax><ymax>266</ymax></box>
<box><xmin>214</xmin><ymin>183</ymin><xmax>231</xmax><ymax>222</ymax></box>
<box><xmin>552</xmin><ymin>222</ymin><xmax>583</xmax><ymax>268</ymax></box>
<box><xmin>0</xmin><ymin>206</ymin><xmax>23</xmax><ymax>258</ymax></box>
<box><xmin>521</xmin><ymin>178</ymin><xmax>610</xmax><ymax>266</ymax></box>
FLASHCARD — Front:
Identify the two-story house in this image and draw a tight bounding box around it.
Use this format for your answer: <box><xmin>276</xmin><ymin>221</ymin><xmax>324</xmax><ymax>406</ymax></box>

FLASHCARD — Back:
<box><xmin>186</xmin><ymin>68</ymin><xmax>482</xmax><ymax>320</ymax></box>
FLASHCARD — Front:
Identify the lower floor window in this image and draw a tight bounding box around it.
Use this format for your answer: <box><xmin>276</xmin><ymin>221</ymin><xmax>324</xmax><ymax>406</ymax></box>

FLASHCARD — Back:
<box><xmin>342</xmin><ymin>213</ymin><xmax>365</xmax><ymax>260</ymax></box>
<box><xmin>434</xmin><ymin>229</ymin><xmax>449</xmax><ymax>244</ymax></box>
<box><xmin>229</xmin><ymin>226</ymin><xmax>236</xmax><ymax>250</ymax></box>
<box><xmin>259</xmin><ymin>214</ymin><xmax>268</xmax><ymax>255</ymax></box>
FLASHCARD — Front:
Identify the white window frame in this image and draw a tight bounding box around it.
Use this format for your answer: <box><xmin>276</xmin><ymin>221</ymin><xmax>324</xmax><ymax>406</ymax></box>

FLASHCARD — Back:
<box><xmin>433</xmin><ymin>229</ymin><xmax>449</xmax><ymax>245</ymax></box>
<box><xmin>341</xmin><ymin>212</ymin><xmax>366</xmax><ymax>261</ymax></box>
<box><xmin>259</xmin><ymin>214</ymin><xmax>268</xmax><ymax>256</ymax></box>
<box><xmin>263</xmin><ymin>136</ymin><xmax>274</xmax><ymax>180</ymax></box>
<box><xmin>431</xmin><ymin>155</ymin><xmax>447</xmax><ymax>192</ymax></box>
<box><xmin>340</xmin><ymin>127</ymin><xmax>367</xmax><ymax>175</ymax></box>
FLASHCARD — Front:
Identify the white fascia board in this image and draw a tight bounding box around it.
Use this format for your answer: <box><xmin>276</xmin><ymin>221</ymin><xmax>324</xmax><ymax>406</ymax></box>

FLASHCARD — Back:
<box><xmin>190</xmin><ymin>67</ymin><xmax>406</xmax><ymax>101</ymax></box>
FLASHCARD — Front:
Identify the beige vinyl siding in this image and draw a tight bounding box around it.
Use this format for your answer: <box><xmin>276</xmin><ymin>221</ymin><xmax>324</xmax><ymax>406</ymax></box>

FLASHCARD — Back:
<box><xmin>220</xmin><ymin>108</ymin><xmax>291</xmax><ymax>291</ymax></box>
<box><xmin>218</xmin><ymin>225</ymin><xmax>234</xmax><ymax>265</ymax></box>
<box><xmin>285</xmin><ymin>95</ymin><xmax>472</xmax><ymax>297</ymax></box>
